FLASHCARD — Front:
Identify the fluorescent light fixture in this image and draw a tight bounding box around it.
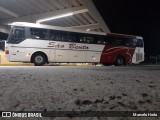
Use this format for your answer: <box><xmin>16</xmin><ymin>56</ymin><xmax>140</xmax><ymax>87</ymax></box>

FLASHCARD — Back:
<box><xmin>36</xmin><ymin>13</ymin><xmax>74</xmax><ymax>23</ymax></box>
<box><xmin>36</xmin><ymin>9</ymin><xmax>89</xmax><ymax>24</ymax></box>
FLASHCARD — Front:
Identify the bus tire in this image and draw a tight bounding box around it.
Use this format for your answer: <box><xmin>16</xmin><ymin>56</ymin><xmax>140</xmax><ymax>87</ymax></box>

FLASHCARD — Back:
<box><xmin>115</xmin><ymin>56</ymin><xmax>125</xmax><ymax>66</ymax></box>
<box><xmin>33</xmin><ymin>54</ymin><xmax>46</xmax><ymax>66</ymax></box>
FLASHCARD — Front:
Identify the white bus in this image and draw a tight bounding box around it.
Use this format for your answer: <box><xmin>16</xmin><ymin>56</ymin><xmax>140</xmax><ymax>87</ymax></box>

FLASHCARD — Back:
<box><xmin>5</xmin><ymin>22</ymin><xmax>144</xmax><ymax>66</ymax></box>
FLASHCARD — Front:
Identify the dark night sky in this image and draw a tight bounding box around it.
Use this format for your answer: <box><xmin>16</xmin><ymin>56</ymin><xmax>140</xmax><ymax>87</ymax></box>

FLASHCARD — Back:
<box><xmin>93</xmin><ymin>0</ymin><xmax>160</xmax><ymax>55</ymax></box>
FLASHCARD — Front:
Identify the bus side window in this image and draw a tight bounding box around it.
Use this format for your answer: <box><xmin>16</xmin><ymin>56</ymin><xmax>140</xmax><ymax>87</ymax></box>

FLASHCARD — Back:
<box><xmin>125</xmin><ymin>38</ymin><xmax>133</xmax><ymax>46</ymax></box>
<box><xmin>100</xmin><ymin>36</ymin><xmax>111</xmax><ymax>45</ymax></box>
<box><xmin>80</xmin><ymin>36</ymin><xmax>86</xmax><ymax>43</ymax></box>
<box><xmin>96</xmin><ymin>36</ymin><xmax>103</xmax><ymax>44</ymax></box>
<box><xmin>30</xmin><ymin>28</ymin><xmax>48</xmax><ymax>40</ymax></box>
<box><xmin>112</xmin><ymin>37</ymin><xmax>125</xmax><ymax>46</ymax></box>
<box><xmin>48</xmin><ymin>30</ymin><xmax>55</xmax><ymax>40</ymax></box>
<box><xmin>102</xmin><ymin>36</ymin><xmax>110</xmax><ymax>44</ymax></box>
<box><xmin>86</xmin><ymin>37</ymin><xmax>95</xmax><ymax>44</ymax></box>
<box><xmin>61</xmin><ymin>31</ymin><xmax>68</xmax><ymax>42</ymax></box>
<box><xmin>40</xmin><ymin>31</ymin><xmax>48</xmax><ymax>39</ymax></box>
<box><xmin>80</xmin><ymin>34</ymin><xmax>96</xmax><ymax>44</ymax></box>
<box><xmin>11</xmin><ymin>28</ymin><xmax>26</xmax><ymax>43</ymax></box>
<box><xmin>68</xmin><ymin>32</ymin><xmax>78</xmax><ymax>42</ymax></box>
<box><xmin>54</xmin><ymin>31</ymin><xmax>68</xmax><ymax>42</ymax></box>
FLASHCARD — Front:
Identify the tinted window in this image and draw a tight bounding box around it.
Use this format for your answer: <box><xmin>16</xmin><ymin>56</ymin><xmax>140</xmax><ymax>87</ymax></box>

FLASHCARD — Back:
<box><xmin>85</xmin><ymin>34</ymin><xmax>96</xmax><ymax>44</ymax></box>
<box><xmin>136</xmin><ymin>39</ymin><xmax>143</xmax><ymax>47</ymax></box>
<box><xmin>68</xmin><ymin>32</ymin><xmax>80</xmax><ymax>42</ymax></box>
<box><xmin>30</xmin><ymin>28</ymin><xmax>48</xmax><ymax>39</ymax></box>
<box><xmin>56</xmin><ymin>31</ymin><xmax>68</xmax><ymax>42</ymax></box>
<box><xmin>79</xmin><ymin>34</ymin><xmax>101</xmax><ymax>44</ymax></box>
<box><xmin>48</xmin><ymin>30</ymin><xmax>56</xmax><ymax>40</ymax></box>
<box><xmin>108</xmin><ymin>36</ymin><xmax>124</xmax><ymax>46</ymax></box>
<box><xmin>125</xmin><ymin>38</ymin><xmax>134</xmax><ymax>46</ymax></box>
<box><xmin>130</xmin><ymin>38</ymin><xmax>143</xmax><ymax>47</ymax></box>
<box><xmin>14</xmin><ymin>29</ymin><xmax>25</xmax><ymax>39</ymax></box>
<box><xmin>48</xmin><ymin>30</ymin><xmax>68</xmax><ymax>42</ymax></box>
<box><xmin>29</xmin><ymin>27</ymin><xmax>110</xmax><ymax>45</ymax></box>
<box><xmin>105</xmin><ymin>36</ymin><xmax>143</xmax><ymax>47</ymax></box>
<box><xmin>100</xmin><ymin>36</ymin><xmax>111</xmax><ymax>44</ymax></box>
<box><xmin>7</xmin><ymin>28</ymin><xmax>26</xmax><ymax>44</ymax></box>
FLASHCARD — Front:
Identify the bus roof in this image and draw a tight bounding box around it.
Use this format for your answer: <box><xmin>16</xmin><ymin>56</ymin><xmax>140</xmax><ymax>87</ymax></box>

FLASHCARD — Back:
<box><xmin>10</xmin><ymin>22</ymin><xmax>143</xmax><ymax>39</ymax></box>
<box><xmin>10</xmin><ymin>22</ymin><xmax>106</xmax><ymax>36</ymax></box>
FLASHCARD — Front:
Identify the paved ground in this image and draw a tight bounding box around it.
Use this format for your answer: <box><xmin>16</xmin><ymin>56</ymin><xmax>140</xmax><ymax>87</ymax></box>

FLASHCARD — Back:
<box><xmin>0</xmin><ymin>65</ymin><xmax>160</xmax><ymax>120</ymax></box>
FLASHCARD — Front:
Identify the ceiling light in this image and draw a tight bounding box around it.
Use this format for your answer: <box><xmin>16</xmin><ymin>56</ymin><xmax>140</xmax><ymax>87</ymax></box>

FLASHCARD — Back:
<box><xmin>36</xmin><ymin>13</ymin><xmax>74</xmax><ymax>23</ymax></box>
<box><xmin>36</xmin><ymin>9</ymin><xmax>89</xmax><ymax>24</ymax></box>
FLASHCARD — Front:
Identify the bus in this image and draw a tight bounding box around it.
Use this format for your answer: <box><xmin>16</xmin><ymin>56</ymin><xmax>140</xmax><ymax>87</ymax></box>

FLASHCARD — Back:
<box><xmin>5</xmin><ymin>22</ymin><xmax>144</xmax><ymax>66</ymax></box>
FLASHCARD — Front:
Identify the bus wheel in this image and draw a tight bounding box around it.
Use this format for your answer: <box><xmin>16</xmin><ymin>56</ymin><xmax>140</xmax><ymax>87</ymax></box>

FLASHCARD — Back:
<box><xmin>115</xmin><ymin>56</ymin><xmax>125</xmax><ymax>66</ymax></box>
<box><xmin>33</xmin><ymin>54</ymin><xmax>46</xmax><ymax>66</ymax></box>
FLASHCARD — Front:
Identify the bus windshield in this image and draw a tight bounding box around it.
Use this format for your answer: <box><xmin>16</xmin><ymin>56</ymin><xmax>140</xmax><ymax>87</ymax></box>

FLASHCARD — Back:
<box><xmin>7</xmin><ymin>27</ymin><xmax>26</xmax><ymax>44</ymax></box>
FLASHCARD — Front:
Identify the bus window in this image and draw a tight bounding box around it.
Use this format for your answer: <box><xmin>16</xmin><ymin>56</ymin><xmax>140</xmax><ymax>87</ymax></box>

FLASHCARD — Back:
<box><xmin>48</xmin><ymin>30</ymin><xmax>55</xmax><ymax>40</ymax></box>
<box><xmin>68</xmin><ymin>32</ymin><xmax>80</xmax><ymax>42</ymax></box>
<box><xmin>101</xmin><ymin>36</ymin><xmax>110</xmax><ymax>45</ymax></box>
<box><xmin>96</xmin><ymin>36</ymin><xmax>102</xmax><ymax>44</ymax></box>
<box><xmin>125</xmin><ymin>38</ymin><xmax>133</xmax><ymax>46</ymax></box>
<box><xmin>30</xmin><ymin>28</ymin><xmax>48</xmax><ymax>39</ymax></box>
<box><xmin>132</xmin><ymin>39</ymin><xmax>137</xmax><ymax>47</ymax></box>
<box><xmin>113</xmin><ymin>37</ymin><xmax>126</xmax><ymax>46</ymax></box>
<box><xmin>107</xmin><ymin>36</ymin><xmax>121</xmax><ymax>46</ymax></box>
<box><xmin>14</xmin><ymin>29</ymin><xmax>25</xmax><ymax>39</ymax></box>
<box><xmin>136</xmin><ymin>39</ymin><xmax>143</xmax><ymax>47</ymax></box>
<box><xmin>54</xmin><ymin>31</ymin><xmax>68</xmax><ymax>42</ymax></box>
<box><xmin>79</xmin><ymin>34</ymin><xmax>97</xmax><ymax>44</ymax></box>
<box><xmin>86</xmin><ymin>36</ymin><xmax>95</xmax><ymax>44</ymax></box>
<box><xmin>130</xmin><ymin>38</ymin><xmax>143</xmax><ymax>47</ymax></box>
<box><xmin>7</xmin><ymin>28</ymin><xmax>26</xmax><ymax>44</ymax></box>
<box><xmin>80</xmin><ymin>36</ymin><xmax>86</xmax><ymax>43</ymax></box>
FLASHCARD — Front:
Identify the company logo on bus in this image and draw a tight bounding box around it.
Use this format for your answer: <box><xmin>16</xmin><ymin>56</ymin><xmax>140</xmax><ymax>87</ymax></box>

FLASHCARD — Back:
<box><xmin>47</xmin><ymin>42</ymin><xmax>64</xmax><ymax>48</ymax></box>
<box><xmin>69</xmin><ymin>43</ymin><xmax>89</xmax><ymax>50</ymax></box>
<box><xmin>47</xmin><ymin>42</ymin><xmax>89</xmax><ymax>50</ymax></box>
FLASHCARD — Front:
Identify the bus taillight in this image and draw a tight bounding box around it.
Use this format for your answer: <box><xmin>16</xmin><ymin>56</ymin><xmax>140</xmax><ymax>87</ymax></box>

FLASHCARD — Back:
<box><xmin>5</xmin><ymin>50</ymin><xmax>9</xmax><ymax>54</ymax></box>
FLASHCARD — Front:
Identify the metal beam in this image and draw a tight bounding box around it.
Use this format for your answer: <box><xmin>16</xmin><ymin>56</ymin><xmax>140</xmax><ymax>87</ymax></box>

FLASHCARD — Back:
<box><xmin>0</xmin><ymin>6</ymin><xmax>18</xmax><ymax>18</ymax></box>
<box><xmin>81</xmin><ymin>0</ymin><xmax>110</xmax><ymax>33</ymax></box>
<box><xmin>68</xmin><ymin>23</ymin><xmax>100</xmax><ymax>30</ymax></box>
<box><xmin>0</xmin><ymin>27</ymin><xmax>9</xmax><ymax>34</ymax></box>
<box><xmin>0</xmin><ymin>6</ymin><xmax>87</xmax><ymax>25</ymax></box>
